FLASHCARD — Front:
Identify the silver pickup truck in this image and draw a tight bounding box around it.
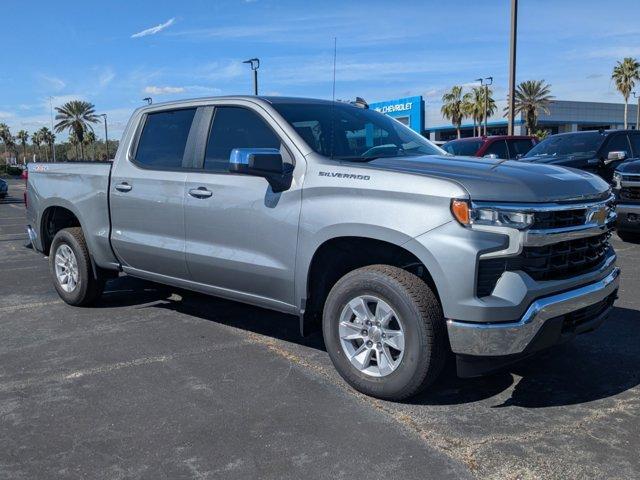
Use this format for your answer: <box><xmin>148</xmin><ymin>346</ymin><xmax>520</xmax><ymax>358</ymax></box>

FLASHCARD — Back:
<box><xmin>26</xmin><ymin>96</ymin><xmax>620</xmax><ymax>400</ymax></box>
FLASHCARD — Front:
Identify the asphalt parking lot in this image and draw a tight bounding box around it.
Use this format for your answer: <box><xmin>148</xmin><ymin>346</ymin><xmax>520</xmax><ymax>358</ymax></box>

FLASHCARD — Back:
<box><xmin>1</xmin><ymin>176</ymin><xmax>639</xmax><ymax>479</ymax></box>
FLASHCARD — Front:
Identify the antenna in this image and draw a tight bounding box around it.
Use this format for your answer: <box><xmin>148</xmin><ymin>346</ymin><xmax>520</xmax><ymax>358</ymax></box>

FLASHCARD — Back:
<box><xmin>330</xmin><ymin>37</ymin><xmax>337</xmax><ymax>159</ymax></box>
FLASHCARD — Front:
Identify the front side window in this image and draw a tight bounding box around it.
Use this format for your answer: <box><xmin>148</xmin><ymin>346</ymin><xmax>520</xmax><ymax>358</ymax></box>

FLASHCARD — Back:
<box><xmin>135</xmin><ymin>108</ymin><xmax>197</xmax><ymax>169</ymax></box>
<box><xmin>629</xmin><ymin>133</ymin><xmax>640</xmax><ymax>157</ymax></box>
<box><xmin>204</xmin><ymin>107</ymin><xmax>281</xmax><ymax>172</ymax></box>
<box><xmin>602</xmin><ymin>134</ymin><xmax>631</xmax><ymax>157</ymax></box>
<box><xmin>443</xmin><ymin>140</ymin><xmax>483</xmax><ymax>156</ymax></box>
<box><xmin>508</xmin><ymin>139</ymin><xmax>535</xmax><ymax>158</ymax></box>
<box><xmin>484</xmin><ymin>140</ymin><xmax>509</xmax><ymax>159</ymax></box>
<box><xmin>271</xmin><ymin>102</ymin><xmax>443</xmax><ymax>162</ymax></box>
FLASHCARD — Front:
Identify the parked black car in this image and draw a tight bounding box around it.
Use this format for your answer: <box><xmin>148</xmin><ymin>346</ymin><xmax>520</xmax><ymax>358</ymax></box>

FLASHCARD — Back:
<box><xmin>522</xmin><ymin>129</ymin><xmax>640</xmax><ymax>182</ymax></box>
<box><xmin>613</xmin><ymin>160</ymin><xmax>640</xmax><ymax>241</ymax></box>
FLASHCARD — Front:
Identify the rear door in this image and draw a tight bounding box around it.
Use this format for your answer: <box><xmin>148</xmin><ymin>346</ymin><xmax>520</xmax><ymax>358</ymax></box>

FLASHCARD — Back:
<box><xmin>110</xmin><ymin>107</ymin><xmax>197</xmax><ymax>278</ymax></box>
<box><xmin>183</xmin><ymin>103</ymin><xmax>303</xmax><ymax>307</ymax></box>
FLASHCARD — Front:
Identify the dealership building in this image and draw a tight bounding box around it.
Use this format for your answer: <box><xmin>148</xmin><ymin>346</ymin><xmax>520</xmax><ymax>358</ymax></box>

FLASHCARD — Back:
<box><xmin>369</xmin><ymin>96</ymin><xmax>640</xmax><ymax>141</ymax></box>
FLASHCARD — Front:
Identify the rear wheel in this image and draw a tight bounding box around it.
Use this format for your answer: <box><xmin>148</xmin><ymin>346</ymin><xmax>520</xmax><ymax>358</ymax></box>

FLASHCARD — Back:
<box><xmin>322</xmin><ymin>265</ymin><xmax>447</xmax><ymax>400</ymax></box>
<box><xmin>49</xmin><ymin>227</ymin><xmax>105</xmax><ymax>306</ymax></box>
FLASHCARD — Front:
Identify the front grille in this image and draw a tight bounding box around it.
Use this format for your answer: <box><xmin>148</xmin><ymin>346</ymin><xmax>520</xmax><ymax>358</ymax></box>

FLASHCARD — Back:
<box><xmin>561</xmin><ymin>292</ymin><xmax>616</xmax><ymax>333</ymax></box>
<box><xmin>477</xmin><ymin>233</ymin><xmax>611</xmax><ymax>297</ymax></box>
<box><xmin>531</xmin><ymin>208</ymin><xmax>587</xmax><ymax>229</ymax></box>
<box><xmin>619</xmin><ymin>186</ymin><xmax>640</xmax><ymax>202</ymax></box>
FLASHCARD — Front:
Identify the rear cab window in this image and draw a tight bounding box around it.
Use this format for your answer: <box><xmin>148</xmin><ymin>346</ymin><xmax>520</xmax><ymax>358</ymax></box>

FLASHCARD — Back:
<box><xmin>134</xmin><ymin>108</ymin><xmax>197</xmax><ymax>169</ymax></box>
<box><xmin>484</xmin><ymin>140</ymin><xmax>509</xmax><ymax>159</ymax></box>
<box><xmin>507</xmin><ymin>139</ymin><xmax>535</xmax><ymax>158</ymax></box>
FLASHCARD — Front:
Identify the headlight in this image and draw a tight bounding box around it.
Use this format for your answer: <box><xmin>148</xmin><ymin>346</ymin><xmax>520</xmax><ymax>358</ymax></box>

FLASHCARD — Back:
<box><xmin>612</xmin><ymin>172</ymin><xmax>622</xmax><ymax>190</ymax></box>
<box><xmin>451</xmin><ymin>200</ymin><xmax>534</xmax><ymax>230</ymax></box>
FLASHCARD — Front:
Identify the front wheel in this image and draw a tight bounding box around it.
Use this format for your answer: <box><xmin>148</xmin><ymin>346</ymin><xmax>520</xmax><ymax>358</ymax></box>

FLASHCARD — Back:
<box><xmin>49</xmin><ymin>227</ymin><xmax>105</xmax><ymax>306</ymax></box>
<box><xmin>322</xmin><ymin>265</ymin><xmax>447</xmax><ymax>401</ymax></box>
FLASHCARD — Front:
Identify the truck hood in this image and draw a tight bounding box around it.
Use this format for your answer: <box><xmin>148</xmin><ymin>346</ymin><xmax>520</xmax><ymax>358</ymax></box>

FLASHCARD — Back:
<box><xmin>366</xmin><ymin>155</ymin><xmax>610</xmax><ymax>203</ymax></box>
<box><xmin>617</xmin><ymin>159</ymin><xmax>640</xmax><ymax>174</ymax></box>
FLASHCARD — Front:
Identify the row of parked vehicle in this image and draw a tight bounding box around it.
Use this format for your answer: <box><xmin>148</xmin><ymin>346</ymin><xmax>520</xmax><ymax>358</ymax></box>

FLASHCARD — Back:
<box><xmin>443</xmin><ymin>129</ymin><xmax>640</xmax><ymax>241</ymax></box>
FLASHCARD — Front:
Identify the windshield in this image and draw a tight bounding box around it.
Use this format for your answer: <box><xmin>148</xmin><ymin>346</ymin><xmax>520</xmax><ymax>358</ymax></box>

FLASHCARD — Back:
<box><xmin>443</xmin><ymin>139</ymin><xmax>483</xmax><ymax>156</ymax></box>
<box><xmin>271</xmin><ymin>102</ymin><xmax>445</xmax><ymax>161</ymax></box>
<box><xmin>524</xmin><ymin>132</ymin><xmax>605</xmax><ymax>160</ymax></box>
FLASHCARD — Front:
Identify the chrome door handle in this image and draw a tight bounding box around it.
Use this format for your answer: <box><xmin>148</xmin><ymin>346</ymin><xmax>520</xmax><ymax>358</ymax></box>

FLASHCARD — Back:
<box><xmin>115</xmin><ymin>182</ymin><xmax>132</xmax><ymax>192</ymax></box>
<box><xmin>189</xmin><ymin>187</ymin><xmax>213</xmax><ymax>198</ymax></box>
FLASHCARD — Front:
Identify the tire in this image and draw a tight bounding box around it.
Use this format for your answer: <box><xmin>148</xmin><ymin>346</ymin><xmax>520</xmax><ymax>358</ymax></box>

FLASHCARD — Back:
<box><xmin>322</xmin><ymin>265</ymin><xmax>447</xmax><ymax>401</ymax></box>
<box><xmin>49</xmin><ymin>227</ymin><xmax>105</xmax><ymax>306</ymax></box>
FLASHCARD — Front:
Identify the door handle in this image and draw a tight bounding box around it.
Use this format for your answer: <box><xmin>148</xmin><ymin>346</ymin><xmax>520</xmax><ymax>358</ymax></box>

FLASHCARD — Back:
<box><xmin>189</xmin><ymin>187</ymin><xmax>213</xmax><ymax>199</ymax></box>
<box><xmin>115</xmin><ymin>182</ymin><xmax>132</xmax><ymax>192</ymax></box>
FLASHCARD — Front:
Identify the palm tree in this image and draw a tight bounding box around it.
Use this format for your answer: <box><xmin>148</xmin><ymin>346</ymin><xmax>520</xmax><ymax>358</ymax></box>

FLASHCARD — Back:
<box><xmin>0</xmin><ymin>123</ymin><xmax>10</xmax><ymax>162</ymax></box>
<box><xmin>84</xmin><ymin>130</ymin><xmax>97</xmax><ymax>160</ymax></box>
<box><xmin>68</xmin><ymin>130</ymin><xmax>80</xmax><ymax>160</ymax></box>
<box><xmin>611</xmin><ymin>57</ymin><xmax>640</xmax><ymax>129</ymax></box>
<box><xmin>39</xmin><ymin>127</ymin><xmax>54</xmax><ymax>161</ymax></box>
<box><xmin>32</xmin><ymin>130</ymin><xmax>42</xmax><ymax>160</ymax></box>
<box><xmin>16</xmin><ymin>130</ymin><xmax>29</xmax><ymax>163</ymax></box>
<box><xmin>54</xmin><ymin>100</ymin><xmax>99</xmax><ymax>159</ymax></box>
<box><xmin>441</xmin><ymin>86</ymin><xmax>467</xmax><ymax>139</ymax></box>
<box><xmin>510</xmin><ymin>80</ymin><xmax>554</xmax><ymax>135</ymax></box>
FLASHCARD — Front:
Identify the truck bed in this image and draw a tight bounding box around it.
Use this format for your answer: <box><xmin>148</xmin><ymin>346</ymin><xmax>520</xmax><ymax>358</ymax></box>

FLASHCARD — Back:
<box><xmin>26</xmin><ymin>162</ymin><xmax>119</xmax><ymax>268</ymax></box>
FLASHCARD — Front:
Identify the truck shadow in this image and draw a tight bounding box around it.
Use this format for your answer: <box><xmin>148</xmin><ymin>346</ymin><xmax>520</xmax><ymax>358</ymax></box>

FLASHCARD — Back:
<box><xmin>98</xmin><ymin>276</ymin><xmax>640</xmax><ymax>408</ymax></box>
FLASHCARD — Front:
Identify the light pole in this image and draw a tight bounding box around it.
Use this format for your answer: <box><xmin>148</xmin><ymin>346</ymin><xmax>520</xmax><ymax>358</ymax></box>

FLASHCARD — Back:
<box><xmin>475</xmin><ymin>78</ymin><xmax>483</xmax><ymax>136</ymax></box>
<box><xmin>507</xmin><ymin>0</ymin><xmax>518</xmax><ymax>135</ymax></box>
<box><xmin>99</xmin><ymin>114</ymin><xmax>109</xmax><ymax>159</ymax></box>
<box><xmin>634</xmin><ymin>92</ymin><xmax>639</xmax><ymax>130</ymax></box>
<box><xmin>243</xmin><ymin>58</ymin><xmax>260</xmax><ymax>95</ymax></box>
<box><xmin>49</xmin><ymin>96</ymin><xmax>56</xmax><ymax>162</ymax></box>
<box><xmin>484</xmin><ymin>76</ymin><xmax>493</xmax><ymax>136</ymax></box>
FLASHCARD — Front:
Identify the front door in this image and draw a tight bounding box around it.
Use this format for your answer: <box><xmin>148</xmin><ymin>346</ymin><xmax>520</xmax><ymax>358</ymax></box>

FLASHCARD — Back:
<box><xmin>110</xmin><ymin>107</ymin><xmax>197</xmax><ymax>278</ymax></box>
<box><xmin>184</xmin><ymin>105</ymin><xmax>303</xmax><ymax>307</ymax></box>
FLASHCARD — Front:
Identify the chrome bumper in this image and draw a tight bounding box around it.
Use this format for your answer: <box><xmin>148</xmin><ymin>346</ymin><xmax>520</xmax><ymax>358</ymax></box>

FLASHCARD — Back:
<box><xmin>447</xmin><ymin>267</ymin><xmax>620</xmax><ymax>356</ymax></box>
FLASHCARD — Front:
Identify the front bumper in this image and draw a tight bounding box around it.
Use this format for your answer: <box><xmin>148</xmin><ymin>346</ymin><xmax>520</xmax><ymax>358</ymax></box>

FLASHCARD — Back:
<box><xmin>447</xmin><ymin>267</ymin><xmax>620</xmax><ymax>357</ymax></box>
<box><xmin>616</xmin><ymin>203</ymin><xmax>640</xmax><ymax>232</ymax></box>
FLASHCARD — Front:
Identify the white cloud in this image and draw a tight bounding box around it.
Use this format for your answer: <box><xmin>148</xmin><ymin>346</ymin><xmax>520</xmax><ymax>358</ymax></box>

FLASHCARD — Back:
<box><xmin>0</xmin><ymin>111</ymin><xmax>14</xmax><ymax>119</ymax></box>
<box><xmin>98</xmin><ymin>68</ymin><xmax>115</xmax><ymax>87</ymax></box>
<box><xmin>38</xmin><ymin>74</ymin><xmax>66</xmax><ymax>91</ymax></box>
<box><xmin>143</xmin><ymin>86</ymin><xmax>185</xmax><ymax>95</ymax></box>
<box><xmin>131</xmin><ymin>18</ymin><xmax>175</xmax><ymax>38</ymax></box>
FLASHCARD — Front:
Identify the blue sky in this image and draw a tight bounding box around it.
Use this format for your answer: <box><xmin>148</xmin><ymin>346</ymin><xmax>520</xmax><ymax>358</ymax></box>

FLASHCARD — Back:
<box><xmin>1</xmin><ymin>0</ymin><xmax>639</xmax><ymax>138</ymax></box>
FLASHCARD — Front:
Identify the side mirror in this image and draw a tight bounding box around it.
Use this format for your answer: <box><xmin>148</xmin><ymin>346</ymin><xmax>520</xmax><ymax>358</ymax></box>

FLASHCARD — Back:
<box><xmin>605</xmin><ymin>150</ymin><xmax>627</xmax><ymax>165</ymax></box>
<box><xmin>229</xmin><ymin>148</ymin><xmax>293</xmax><ymax>193</ymax></box>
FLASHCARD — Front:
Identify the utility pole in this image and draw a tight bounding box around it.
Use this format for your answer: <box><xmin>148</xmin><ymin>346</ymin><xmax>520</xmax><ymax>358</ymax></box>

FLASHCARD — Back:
<box><xmin>634</xmin><ymin>92</ymin><xmax>640</xmax><ymax>130</ymax></box>
<box><xmin>484</xmin><ymin>76</ymin><xmax>493</xmax><ymax>136</ymax></box>
<box><xmin>243</xmin><ymin>58</ymin><xmax>260</xmax><ymax>95</ymax></box>
<box><xmin>99</xmin><ymin>114</ymin><xmax>109</xmax><ymax>159</ymax></box>
<box><xmin>507</xmin><ymin>0</ymin><xmax>518</xmax><ymax>135</ymax></box>
<box><xmin>49</xmin><ymin>96</ymin><xmax>56</xmax><ymax>162</ymax></box>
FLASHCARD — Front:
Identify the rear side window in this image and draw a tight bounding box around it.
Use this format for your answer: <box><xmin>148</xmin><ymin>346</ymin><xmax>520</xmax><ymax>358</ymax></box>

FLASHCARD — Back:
<box><xmin>204</xmin><ymin>107</ymin><xmax>281</xmax><ymax>172</ymax></box>
<box><xmin>508</xmin><ymin>139</ymin><xmax>535</xmax><ymax>158</ymax></box>
<box><xmin>135</xmin><ymin>108</ymin><xmax>197</xmax><ymax>169</ymax></box>
<box><xmin>484</xmin><ymin>140</ymin><xmax>509</xmax><ymax>159</ymax></box>
<box><xmin>443</xmin><ymin>140</ymin><xmax>483</xmax><ymax>156</ymax></box>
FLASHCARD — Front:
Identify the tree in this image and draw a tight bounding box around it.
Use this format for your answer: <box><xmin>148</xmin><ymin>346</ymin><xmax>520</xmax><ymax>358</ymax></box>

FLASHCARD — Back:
<box><xmin>611</xmin><ymin>57</ymin><xmax>640</xmax><ymax>129</ymax></box>
<box><xmin>441</xmin><ymin>86</ymin><xmax>467</xmax><ymax>139</ymax></box>
<box><xmin>463</xmin><ymin>87</ymin><xmax>496</xmax><ymax>137</ymax></box>
<box><xmin>54</xmin><ymin>100</ymin><xmax>99</xmax><ymax>160</ymax></box>
<box><xmin>0</xmin><ymin>123</ymin><xmax>10</xmax><ymax>162</ymax></box>
<box><xmin>510</xmin><ymin>80</ymin><xmax>554</xmax><ymax>135</ymax></box>
<box><xmin>39</xmin><ymin>127</ymin><xmax>55</xmax><ymax>161</ymax></box>
<box><xmin>32</xmin><ymin>130</ymin><xmax>42</xmax><ymax>160</ymax></box>
<box><xmin>68</xmin><ymin>131</ymin><xmax>80</xmax><ymax>160</ymax></box>
<box><xmin>16</xmin><ymin>130</ymin><xmax>29</xmax><ymax>163</ymax></box>
<box><xmin>84</xmin><ymin>130</ymin><xmax>97</xmax><ymax>160</ymax></box>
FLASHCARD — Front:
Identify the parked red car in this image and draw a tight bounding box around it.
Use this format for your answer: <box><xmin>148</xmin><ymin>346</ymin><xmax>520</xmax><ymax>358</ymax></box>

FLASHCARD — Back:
<box><xmin>442</xmin><ymin>135</ymin><xmax>537</xmax><ymax>160</ymax></box>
